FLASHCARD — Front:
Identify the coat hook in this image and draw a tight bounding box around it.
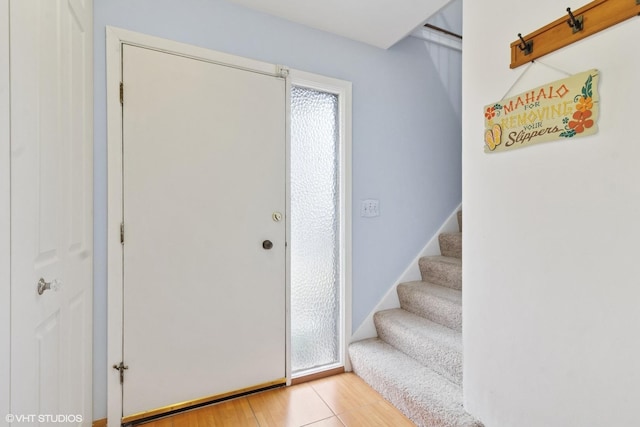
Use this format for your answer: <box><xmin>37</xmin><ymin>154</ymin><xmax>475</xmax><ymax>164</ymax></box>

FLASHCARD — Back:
<box><xmin>517</xmin><ymin>33</ymin><xmax>533</xmax><ymax>55</ymax></box>
<box><xmin>566</xmin><ymin>7</ymin><xmax>583</xmax><ymax>32</ymax></box>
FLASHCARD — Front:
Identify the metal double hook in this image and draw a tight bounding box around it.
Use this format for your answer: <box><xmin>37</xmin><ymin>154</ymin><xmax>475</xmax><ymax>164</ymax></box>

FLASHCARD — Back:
<box><xmin>517</xmin><ymin>33</ymin><xmax>533</xmax><ymax>55</ymax></box>
<box><xmin>566</xmin><ymin>7</ymin><xmax>583</xmax><ymax>32</ymax></box>
<box><xmin>518</xmin><ymin>6</ymin><xmax>584</xmax><ymax>57</ymax></box>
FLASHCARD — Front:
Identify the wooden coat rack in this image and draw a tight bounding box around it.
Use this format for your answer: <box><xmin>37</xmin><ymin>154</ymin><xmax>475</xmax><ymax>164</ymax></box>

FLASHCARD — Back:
<box><xmin>510</xmin><ymin>0</ymin><xmax>640</xmax><ymax>68</ymax></box>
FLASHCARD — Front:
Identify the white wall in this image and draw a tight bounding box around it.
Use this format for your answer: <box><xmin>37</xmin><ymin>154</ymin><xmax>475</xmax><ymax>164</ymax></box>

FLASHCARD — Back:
<box><xmin>94</xmin><ymin>0</ymin><xmax>462</xmax><ymax>419</ymax></box>
<box><xmin>463</xmin><ymin>2</ymin><xmax>640</xmax><ymax>426</ymax></box>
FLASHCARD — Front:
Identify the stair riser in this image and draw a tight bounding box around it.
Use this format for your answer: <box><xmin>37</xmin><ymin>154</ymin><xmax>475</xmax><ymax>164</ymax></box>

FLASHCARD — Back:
<box><xmin>419</xmin><ymin>258</ymin><xmax>462</xmax><ymax>290</ymax></box>
<box><xmin>397</xmin><ymin>286</ymin><xmax>462</xmax><ymax>332</ymax></box>
<box><xmin>439</xmin><ymin>233</ymin><xmax>462</xmax><ymax>259</ymax></box>
<box><xmin>374</xmin><ymin>313</ymin><xmax>462</xmax><ymax>386</ymax></box>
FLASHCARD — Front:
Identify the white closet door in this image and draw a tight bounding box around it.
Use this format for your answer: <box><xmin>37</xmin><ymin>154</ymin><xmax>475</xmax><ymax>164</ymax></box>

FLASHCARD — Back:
<box><xmin>10</xmin><ymin>0</ymin><xmax>93</xmax><ymax>424</ymax></box>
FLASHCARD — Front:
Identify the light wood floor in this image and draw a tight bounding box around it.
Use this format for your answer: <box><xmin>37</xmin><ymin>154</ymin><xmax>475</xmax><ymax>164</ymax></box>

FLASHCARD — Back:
<box><xmin>137</xmin><ymin>373</ymin><xmax>415</xmax><ymax>427</ymax></box>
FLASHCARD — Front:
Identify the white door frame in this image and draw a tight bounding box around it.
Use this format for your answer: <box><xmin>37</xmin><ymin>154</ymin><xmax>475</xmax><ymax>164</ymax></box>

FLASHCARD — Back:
<box><xmin>0</xmin><ymin>1</ymin><xmax>11</xmax><ymax>423</ymax></box>
<box><xmin>106</xmin><ymin>26</ymin><xmax>352</xmax><ymax>426</ymax></box>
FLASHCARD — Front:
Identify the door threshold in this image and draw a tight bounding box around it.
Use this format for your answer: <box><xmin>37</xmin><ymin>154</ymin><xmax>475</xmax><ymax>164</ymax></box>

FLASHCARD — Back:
<box><xmin>123</xmin><ymin>378</ymin><xmax>286</xmax><ymax>426</ymax></box>
<box><xmin>290</xmin><ymin>366</ymin><xmax>345</xmax><ymax>386</ymax></box>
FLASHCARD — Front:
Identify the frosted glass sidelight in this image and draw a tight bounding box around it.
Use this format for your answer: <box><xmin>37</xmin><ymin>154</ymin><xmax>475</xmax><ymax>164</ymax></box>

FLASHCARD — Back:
<box><xmin>291</xmin><ymin>86</ymin><xmax>340</xmax><ymax>374</ymax></box>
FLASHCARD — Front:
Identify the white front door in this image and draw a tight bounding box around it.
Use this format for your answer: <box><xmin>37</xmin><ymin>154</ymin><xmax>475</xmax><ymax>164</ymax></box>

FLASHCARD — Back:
<box><xmin>10</xmin><ymin>0</ymin><xmax>93</xmax><ymax>424</ymax></box>
<box><xmin>121</xmin><ymin>45</ymin><xmax>286</xmax><ymax>420</ymax></box>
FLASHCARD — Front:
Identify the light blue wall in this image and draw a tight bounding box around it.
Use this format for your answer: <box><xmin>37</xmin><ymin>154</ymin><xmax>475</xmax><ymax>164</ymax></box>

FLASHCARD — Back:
<box><xmin>93</xmin><ymin>0</ymin><xmax>461</xmax><ymax>419</ymax></box>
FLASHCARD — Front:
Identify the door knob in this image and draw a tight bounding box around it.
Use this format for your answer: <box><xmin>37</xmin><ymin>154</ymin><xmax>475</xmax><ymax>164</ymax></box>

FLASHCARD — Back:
<box><xmin>37</xmin><ymin>278</ymin><xmax>61</xmax><ymax>295</ymax></box>
<box><xmin>262</xmin><ymin>240</ymin><xmax>273</xmax><ymax>250</ymax></box>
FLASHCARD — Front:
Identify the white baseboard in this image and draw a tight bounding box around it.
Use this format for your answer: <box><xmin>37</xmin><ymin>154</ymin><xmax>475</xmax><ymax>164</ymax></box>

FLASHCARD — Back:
<box><xmin>349</xmin><ymin>204</ymin><xmax>461</xmax><ymax>344</ymax></box>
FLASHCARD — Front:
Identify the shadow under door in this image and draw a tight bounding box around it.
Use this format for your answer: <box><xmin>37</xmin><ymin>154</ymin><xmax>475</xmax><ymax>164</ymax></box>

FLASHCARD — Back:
<box><xmin>120</xmin><ymin>45</ymin><xmax>286</xmax><ymax>421</ymax></box>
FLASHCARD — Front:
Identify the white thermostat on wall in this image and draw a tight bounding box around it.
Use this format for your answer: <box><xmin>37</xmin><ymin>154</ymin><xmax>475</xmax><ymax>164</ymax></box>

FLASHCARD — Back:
<box><xmin>361</xmin><ymin>199</ymin><xmax>380</xmax><ymax>217</ymax></box>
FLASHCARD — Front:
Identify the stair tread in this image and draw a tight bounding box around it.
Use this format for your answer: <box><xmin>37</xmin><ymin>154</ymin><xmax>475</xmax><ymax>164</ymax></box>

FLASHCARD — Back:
<box><xmin>376</xmin><ymin>308</ymin><xmax>461</xmax><ymax>347</ymax></box>
<box><xmin>398</xmin><ymin>281</ymin><xmax>462</xmax><ymax>331</ymax></box>
<box><xmin>375</xmin><ymin>308</ymin><xmax>462</xmax><ymax>385</ymax></box>
<box><xmin>420</xmin><ymin>255</ymin><xmax>462</xmax><ymax>266</ymax></box>
<box><xmin>440</xmin><ymin>231</ymin><xmax>462</xmax><ymax>237</ymax></box>
<box><xmin>349</xmin><ymin>338</ymin><xmax>482</xmax><ymax>427</ymax></box>
<box><xmin>402</xmin><ymin>281</ymin><xmax>462</xmax><ymax>304</ymax></box>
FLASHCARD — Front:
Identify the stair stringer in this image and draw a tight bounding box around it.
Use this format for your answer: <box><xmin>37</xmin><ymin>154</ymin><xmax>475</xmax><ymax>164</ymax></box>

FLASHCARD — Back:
<box><xmin>350</xmin><ymin>203</ymin><xmax>462</xmax><ymax>344</ymax></box>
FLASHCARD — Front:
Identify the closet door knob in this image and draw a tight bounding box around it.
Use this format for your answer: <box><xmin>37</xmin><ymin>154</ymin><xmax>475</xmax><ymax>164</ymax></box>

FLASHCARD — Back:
<box><xmin>37</xmin><ymin>278</ymin><xmax>61</xmax><ymax>295</ymax></box>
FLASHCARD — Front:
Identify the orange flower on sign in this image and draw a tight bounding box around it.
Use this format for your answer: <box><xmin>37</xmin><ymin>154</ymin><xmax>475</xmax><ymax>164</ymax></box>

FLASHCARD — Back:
<box><xmin>576</xmin><ymin>96</ymin><xmax>593</xmax><ymax>112</ymax></box>
<box><xmin>484</xmin><ymin>106</ymin><xmax>495</xmax><ymax>120</ymax></box>
<box><xmin>568</xmin><ymin>110</ymin><xmax>594</xmax><ymax>134</ymax></box>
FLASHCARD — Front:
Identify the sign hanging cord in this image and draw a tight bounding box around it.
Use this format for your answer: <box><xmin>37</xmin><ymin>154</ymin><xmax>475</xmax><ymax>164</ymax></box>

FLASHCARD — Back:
<box><xmin>534</xmin><ymin>60</ymin><xmax>574</xmax><ymax>77</ymax></box>
<box><xmin>500</xmin><ymin>61</ymin><xmax>534</xmax><ymax>101</ymax></box>
<box><xmin>500</xmin><ymin>60</ymin><xmax>577</xmax><ymax>101</ymax></box>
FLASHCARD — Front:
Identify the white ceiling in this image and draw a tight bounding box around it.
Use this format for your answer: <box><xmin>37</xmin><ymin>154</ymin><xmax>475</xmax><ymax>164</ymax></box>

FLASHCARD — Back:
<box><xmin>227</xmin><ymin>0</ymin><xmax>453</xmax><ymax>49</ymax></box>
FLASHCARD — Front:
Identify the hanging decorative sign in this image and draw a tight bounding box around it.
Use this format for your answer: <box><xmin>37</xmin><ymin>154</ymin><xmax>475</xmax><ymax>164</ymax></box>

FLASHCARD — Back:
<box><xmin>484</xmin><ymin>69</ymin><xmax>599</xmax><ymax>153</ymax></box>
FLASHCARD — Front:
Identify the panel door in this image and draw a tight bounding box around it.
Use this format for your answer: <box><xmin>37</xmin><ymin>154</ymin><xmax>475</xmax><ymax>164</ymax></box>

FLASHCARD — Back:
<box><xmin>10</xmin><ymin>0</ymin><xmax>93</xmax><ymax>424</ymax></box>
<box><xmin>121</xmin><ymin>45</ymin><xmax>286</xmax><ymax>418</ymax></box>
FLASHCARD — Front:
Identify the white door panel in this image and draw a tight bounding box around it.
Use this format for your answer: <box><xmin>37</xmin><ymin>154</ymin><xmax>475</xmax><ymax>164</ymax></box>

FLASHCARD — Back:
<box><xmin>10</xmin><ymin>0</ymin><xmax>92</xmax><ymax>423</ymax></box>
<box><xmin>122</xmin><ymin>45</ymin><xmax>286</xmax><ymax>418</ymax></box>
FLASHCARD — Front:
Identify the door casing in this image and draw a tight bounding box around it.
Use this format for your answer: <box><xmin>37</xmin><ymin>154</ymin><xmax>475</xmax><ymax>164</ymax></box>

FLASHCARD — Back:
<box><xmin>0</xmin><ymin>1</ymin><xmax>11</xmax><ymax>421</ymax></box>
<box><xmin>105</xmin><ymin>27</ymin><xmax>291</xmax><ymax>426</ymax></box>
<box><xmin>106</xmin><ymin>26</ymin><xmax>352</xmax><ymax>426</ymax></box>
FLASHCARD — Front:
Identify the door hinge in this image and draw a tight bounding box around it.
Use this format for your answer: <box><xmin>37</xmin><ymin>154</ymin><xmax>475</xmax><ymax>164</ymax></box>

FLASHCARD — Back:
<box><xmin>119</xmin><ymin>82</ymin><xmax>124</xmax><ymax>105</ymax></box>
<box><xmin>120</xmin><ymin>223</ymin><xmax>125</xmax><ymax>245</ymax></box>
<box><xmin>113</xmin><ymin>362</ymin><xmax>129</xmax><ymax>384</ymax></box>
<box><xmin>276</xmin><ymin>65</ymin><xmax>289</xmax><ymax>79</ymax></box>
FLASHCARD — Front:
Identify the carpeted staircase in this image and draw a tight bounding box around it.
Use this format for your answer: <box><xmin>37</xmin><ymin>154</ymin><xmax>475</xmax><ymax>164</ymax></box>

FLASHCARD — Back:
<box><xmin>349</xmin><ymin>211</ymin><xmax>483</xmax><ymax>427</ymax></box>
